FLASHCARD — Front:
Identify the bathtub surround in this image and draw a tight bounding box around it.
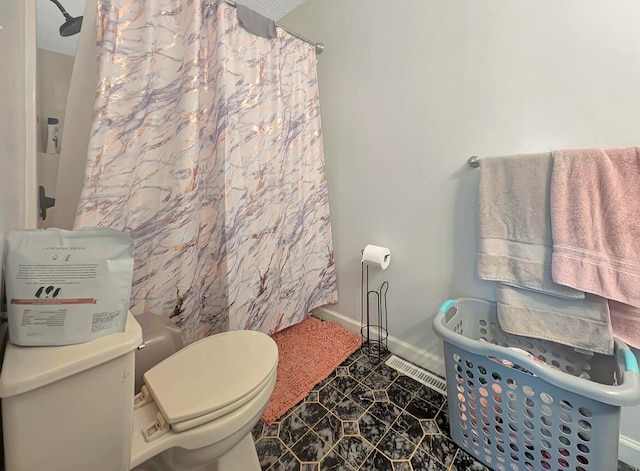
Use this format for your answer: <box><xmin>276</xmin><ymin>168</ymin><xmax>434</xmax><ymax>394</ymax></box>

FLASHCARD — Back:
<box><xmin>35</xmin><ymin>48</ymin><xmax>75</xmax><ymax>228</ymax></box>
<box><xmin>53</xmin><ymin>0</ymin><xmax>97</xmax><ymax>230</ymax></box>
<box><xmin>36</xmin><ymin>49</ymin><xmax>73</xmax><ymax>153</ymax></box>
<box><xmin>72</xmin><ymin>0</ymin><xmax>337</xmax><ymax>342</ymax></box>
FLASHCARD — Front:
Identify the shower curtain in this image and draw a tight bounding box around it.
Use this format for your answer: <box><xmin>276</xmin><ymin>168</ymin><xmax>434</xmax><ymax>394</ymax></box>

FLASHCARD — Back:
<box><xmin>73</xmin><ymin>0</ymin><xmax>337</xmax><ymax>342</ymax></box>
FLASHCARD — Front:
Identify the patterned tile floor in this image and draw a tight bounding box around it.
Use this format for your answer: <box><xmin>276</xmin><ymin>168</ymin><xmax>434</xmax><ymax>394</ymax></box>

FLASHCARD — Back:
<box><xmin>253</xmin><ymin>346</ymin><xmax>637</xmax><ymax>471</ymax></box>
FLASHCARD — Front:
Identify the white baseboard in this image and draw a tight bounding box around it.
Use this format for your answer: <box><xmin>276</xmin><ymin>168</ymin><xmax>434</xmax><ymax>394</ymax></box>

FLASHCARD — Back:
<box><xmin>620</xmin><ymin>435</ymin><xmax>640</xmax><ymax>468</ymax></box>
<box><xmin>313</xmin><ymin>306</ymin><xmax>640</xmax><ymax>466</ymax></box>
<box><xmin>312</xmin><ymin>307</ymin><xmax>445</xmax><ymax>377</ymax></box>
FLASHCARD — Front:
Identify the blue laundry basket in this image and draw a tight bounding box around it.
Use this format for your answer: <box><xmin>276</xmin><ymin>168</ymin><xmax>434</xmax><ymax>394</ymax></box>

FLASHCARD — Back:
<box><xmin>433</xmin><ymin>298</ymin><xmax>640</xmax><ymax>471</ymax></box>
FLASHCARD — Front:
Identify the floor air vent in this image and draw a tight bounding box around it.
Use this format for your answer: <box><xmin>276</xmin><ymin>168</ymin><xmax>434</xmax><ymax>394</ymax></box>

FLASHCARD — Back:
<box><xmin>385</xmin><ymin>355</ymin><xmax>447</xmax><ymax>395</ymax></box>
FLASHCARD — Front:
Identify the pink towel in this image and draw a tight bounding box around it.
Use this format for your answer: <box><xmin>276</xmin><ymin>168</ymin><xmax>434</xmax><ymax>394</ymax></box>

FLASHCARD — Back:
<box><xmin>551</xmin><ymin>147</ymin><xmax>640</xmax><ymax>307</ymax></box>
<box><xmin>610</xmin><ymin>301</ymin><xmax>640</xmax><ymax>349</ymax></box>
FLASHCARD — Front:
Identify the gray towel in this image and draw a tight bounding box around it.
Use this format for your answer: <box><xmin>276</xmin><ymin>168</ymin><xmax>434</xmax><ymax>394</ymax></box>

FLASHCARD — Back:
<box><xmin>495</xmin><ymin>284</ymin><xmax>613</xmax><ymax>354</ymax></box>
<box><xmin>236</xmin><ymin>4</ymin><xmax>277</xmax><ymax>39</ymax></box>
<box><xmin>478</xmin><ymin>153</ymin><xmax>584</xmax><ymax>299</ymax></box>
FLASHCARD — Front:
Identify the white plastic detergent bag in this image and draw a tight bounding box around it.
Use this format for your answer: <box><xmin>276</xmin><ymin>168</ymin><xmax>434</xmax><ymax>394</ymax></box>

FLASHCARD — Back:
<box><xmin>5</xmin><ymin>227</ymin><xmax>134</xmax><ymax>346</ymax></box>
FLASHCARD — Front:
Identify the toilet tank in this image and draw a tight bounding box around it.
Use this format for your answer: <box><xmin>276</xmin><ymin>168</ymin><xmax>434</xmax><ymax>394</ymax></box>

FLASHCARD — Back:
<box><xmin>0</xmin><ymin>312</ymin><xmax>143</xmax><ymax>471</ymax></box>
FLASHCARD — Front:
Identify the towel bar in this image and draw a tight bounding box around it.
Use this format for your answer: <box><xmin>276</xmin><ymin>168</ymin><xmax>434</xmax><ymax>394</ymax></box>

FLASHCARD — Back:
<box><xmin>468</xmin><ymin>156</ymin><xmax>480</xmax><ymax>168</ymax></box>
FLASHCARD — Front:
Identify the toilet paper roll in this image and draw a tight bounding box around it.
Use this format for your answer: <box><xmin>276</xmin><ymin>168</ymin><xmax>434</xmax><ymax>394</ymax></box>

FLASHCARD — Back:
<box><xmin>361</xmin><ymin>244</ymin><xmax>391</xmax><ymax>270</ymax></box>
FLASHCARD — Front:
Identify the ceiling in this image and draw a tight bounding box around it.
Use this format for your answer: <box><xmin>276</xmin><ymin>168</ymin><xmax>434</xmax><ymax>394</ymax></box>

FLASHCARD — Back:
<box><xmin>36</xmin><ymin>0</ymin><xmax>307</xmax><ymax>57</ymax></box>
<box><xmin>238</xmin><ymin>0</ymin><xmax>307</xmax><ymax>21</ymax></box>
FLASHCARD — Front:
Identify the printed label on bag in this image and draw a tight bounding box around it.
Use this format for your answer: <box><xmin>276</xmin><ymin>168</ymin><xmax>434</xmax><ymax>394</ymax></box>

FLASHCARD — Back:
<box><xmin>6</xmin><ymin>228</ymin><xmax>134</xmax><ymax>346</ymax></box>
<box><xmin>18</xmin><ymin>309</ymin><xmax>66</xmax><ymax>341</ymax></box>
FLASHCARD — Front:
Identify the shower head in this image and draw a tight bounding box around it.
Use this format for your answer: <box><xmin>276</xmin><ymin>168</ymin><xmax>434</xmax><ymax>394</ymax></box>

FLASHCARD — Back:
<box><xmin>49</xmin><ymin>0</ymin><xmax>83</xmax><ymax>37</ymax></box>
<box><xmin>59</xmin><ymin>15</ymin><xmax>83</xmax><ymax>37</ymax></box>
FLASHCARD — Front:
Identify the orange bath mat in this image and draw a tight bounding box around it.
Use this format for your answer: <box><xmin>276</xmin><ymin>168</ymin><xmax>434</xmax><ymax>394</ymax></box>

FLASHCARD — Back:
<box><xmin>261</xmin><ymin>316</ymin><xmax>362</xmax><ymax>424</ymax></box>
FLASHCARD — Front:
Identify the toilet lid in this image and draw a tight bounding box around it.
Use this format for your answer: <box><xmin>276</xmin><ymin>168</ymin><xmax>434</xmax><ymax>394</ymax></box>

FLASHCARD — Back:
<box><xmin>143</xmin><ymin>330</ymin><xmax>278</xmax><ymax>425</ymax></box>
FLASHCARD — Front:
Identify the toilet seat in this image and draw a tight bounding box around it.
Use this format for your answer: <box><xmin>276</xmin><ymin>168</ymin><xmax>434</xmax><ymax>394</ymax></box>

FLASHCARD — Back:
<box><xmin>137</xmin><ymin>330</ymin><xmax>278</xmax><ymax>440</ymax></box>
<box><xmin>130</xmin><ymin>370</ymin><xmax>277</xmax><ymax>469</ymax></box>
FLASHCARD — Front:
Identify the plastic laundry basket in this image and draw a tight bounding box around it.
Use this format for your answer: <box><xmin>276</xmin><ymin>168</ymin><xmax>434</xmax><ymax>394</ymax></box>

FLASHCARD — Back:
<box><xmin>433</xmin><ymin>298</ymin><xmax>640</xmax><ymax>471</ymax></box>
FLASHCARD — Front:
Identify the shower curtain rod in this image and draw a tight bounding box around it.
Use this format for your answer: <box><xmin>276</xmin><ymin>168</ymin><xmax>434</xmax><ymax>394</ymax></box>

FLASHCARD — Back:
<box><xmin>225</xmin><ymin>0</ymin><xmax>324</xmax><ymax>54</ymax></box>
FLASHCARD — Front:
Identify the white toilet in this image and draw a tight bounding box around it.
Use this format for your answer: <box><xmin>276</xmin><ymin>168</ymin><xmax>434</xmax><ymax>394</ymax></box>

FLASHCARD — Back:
<box><xmin>0</xmin><ymin>312</ymin><xmax>278</xmax><ymax>471</ymax></box>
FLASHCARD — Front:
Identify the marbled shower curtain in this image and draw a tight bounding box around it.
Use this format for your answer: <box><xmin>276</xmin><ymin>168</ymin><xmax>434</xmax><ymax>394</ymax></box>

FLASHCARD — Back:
<box><xmin>74</xmin><ymin>0</ymin><xmax>337</xmax><ymax>342</ymax></box>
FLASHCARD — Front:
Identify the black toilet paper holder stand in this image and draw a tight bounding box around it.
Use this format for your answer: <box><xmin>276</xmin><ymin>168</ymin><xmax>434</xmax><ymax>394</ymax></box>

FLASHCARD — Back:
<box><xmin>360</xmin><ymin>259</ymin><xmax>389</xmax><ymax>364</ymax></box>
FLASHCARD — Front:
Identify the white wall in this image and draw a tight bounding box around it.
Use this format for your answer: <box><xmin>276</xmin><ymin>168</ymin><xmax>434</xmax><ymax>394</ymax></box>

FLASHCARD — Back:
<box><xmin>0</xmin><ymin>17</ymin><xmax>37</xmax><ymax>468</ymax></box>
<box><xmin>0</xmin><ymin>0</ymin><xmax>38</xmax><ymax>295</ymax></box>
<box><xmin>283</xmin><ymin>0</ymin><xmax>640</xmax><ymax>464</ymax></box>
<box><xmin>36</xmin><ymin>49</ymin><xmax>75</xmax><ymax>228</ymax></box>
<box><xmin>283</xmin><ymin>0</ymin><xmax>640</xmax><ymax>367</ymax></box>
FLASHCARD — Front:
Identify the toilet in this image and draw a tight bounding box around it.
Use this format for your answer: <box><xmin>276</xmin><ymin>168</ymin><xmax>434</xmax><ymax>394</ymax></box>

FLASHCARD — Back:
<box><xmin>0</xmin><ymin>312</ymin><xmax>278</xmax><ymax>471</ymax></box>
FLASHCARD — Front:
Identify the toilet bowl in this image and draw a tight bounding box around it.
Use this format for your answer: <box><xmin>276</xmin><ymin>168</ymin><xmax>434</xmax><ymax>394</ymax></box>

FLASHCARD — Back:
<box><xmin>131</xmin><ymin>329</ymin><xmax>278</xmax><ymax>470</ymax></box>
<box><xmin>131</xmin><ymin>365</ymin><xmax>276</xmax><ymax>470</ymax></box>
<box><xmin>0</xmin><ymin>313</ymin><xmax>278</xmax><ymax>471</ymax></box>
